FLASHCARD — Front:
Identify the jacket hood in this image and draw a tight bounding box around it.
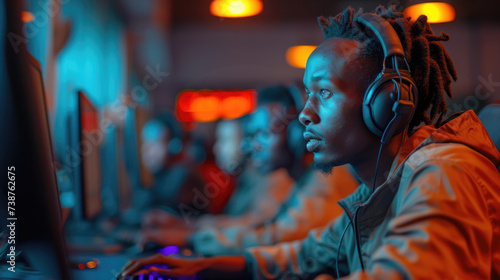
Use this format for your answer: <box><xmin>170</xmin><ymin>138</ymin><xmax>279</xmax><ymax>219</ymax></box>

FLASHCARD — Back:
<box><xmin>395</xmin><ymin>110</ymin><xmax>500</xmax><ymax>169</ymax></box>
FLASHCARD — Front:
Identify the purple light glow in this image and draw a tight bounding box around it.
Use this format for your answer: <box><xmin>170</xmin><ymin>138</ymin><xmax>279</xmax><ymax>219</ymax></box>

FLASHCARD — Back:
<box><xmin>157</xmin><ymin>245</ymin><xmax>180</xmax><ymax>256</ymax></box>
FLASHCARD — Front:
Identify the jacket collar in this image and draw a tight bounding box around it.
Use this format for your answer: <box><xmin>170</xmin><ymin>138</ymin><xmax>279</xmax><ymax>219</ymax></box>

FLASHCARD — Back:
<box><xmin>337</xmin><ymin>110</ymin><xmax>500</xmax><ymax>223</ymax></box>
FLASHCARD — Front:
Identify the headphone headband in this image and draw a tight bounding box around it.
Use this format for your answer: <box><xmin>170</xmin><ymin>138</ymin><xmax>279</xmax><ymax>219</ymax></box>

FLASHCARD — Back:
<box><xmin>354</xmin><ymin>13</ymin><xmax>405</xmax><ymax>58</ymax></box>
<box><xmin>354</xmin><ymin>13</ymin><xmax>418</xmax><ymax>140</ymax></box>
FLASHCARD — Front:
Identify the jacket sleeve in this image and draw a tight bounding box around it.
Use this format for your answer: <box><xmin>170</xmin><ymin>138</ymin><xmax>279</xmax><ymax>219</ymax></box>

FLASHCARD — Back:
<box><xmin>344</xmin><ymin>155</ymin><xmax>498</xmax><ymax>279</ymax></box>
<box><xmin>192</xmin><ymin>169</ymin><xmax>358</xmax><ymax>256</ymax></box>
<box><xmin>194</xmin><ymin>168</ymin><xmax>296</xmax><ymax>230</ymax></box>
<box><xmin>244</xmin><ymin>214</ymin><xmax>351</xmax><ymax>280</ymax></box>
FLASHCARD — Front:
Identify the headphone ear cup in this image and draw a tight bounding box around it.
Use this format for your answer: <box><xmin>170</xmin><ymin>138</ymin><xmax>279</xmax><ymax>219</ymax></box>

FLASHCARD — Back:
<box><xmin>363</xmin><ymin>73</ymin><xmax>416</xmax><ymax>137</ymax></box>
<box><xmin>286</xmin><ymin>119</ymin><xmax>306</xmax><ymax>159</ymax></box>
<box><xmin>363</xmin><ymin>76</ymin><xmax>397</xmax><ymax>136</ymax></box>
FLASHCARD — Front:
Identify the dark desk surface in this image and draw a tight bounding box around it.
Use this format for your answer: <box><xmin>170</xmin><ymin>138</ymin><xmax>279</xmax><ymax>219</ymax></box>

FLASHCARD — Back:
<box><xmin>70</xmin><ymin>249</ymin><xmax>199</xmax><ymax>280</ymax></box>
<box><xmin>71</xmin><ymin>252</ymin><xmax>130</xmax><ymax>280</ymax></box>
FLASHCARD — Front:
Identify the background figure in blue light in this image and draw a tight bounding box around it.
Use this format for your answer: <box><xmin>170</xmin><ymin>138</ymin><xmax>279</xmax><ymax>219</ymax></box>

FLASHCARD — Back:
<box><xmin>136</xmin><ymin>113</ymin><xmax>208</xmax><ymax>221</ymax></box>
<box><xmin>139</xmin><ymin>109</ymin><xmax>298</xmax><ymax>247</ymax></box>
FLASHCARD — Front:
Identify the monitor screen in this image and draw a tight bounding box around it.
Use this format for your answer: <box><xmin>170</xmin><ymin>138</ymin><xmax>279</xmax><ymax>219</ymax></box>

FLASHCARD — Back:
<box><xmin>77</xmin><ymin>91</ymin><xmax>103</xmax><ymax>220</ymax></box>
<box><xmin>133</xmin><ymin>106</ymin><xmax>155</xmax><ymax>188</ymax></box>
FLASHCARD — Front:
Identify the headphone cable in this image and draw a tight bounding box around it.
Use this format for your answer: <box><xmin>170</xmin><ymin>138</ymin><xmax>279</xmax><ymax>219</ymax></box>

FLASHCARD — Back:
<box><xmin>336</xmin><ymin>218</ymin><xmax>353</xmax><ymax>279</ymax></box>
<box><xmin>353</xmin><ymin>207</ymin><xmax>365</xmax><ymax>271</ymax></box>
<box><xmin>371</xmin><ymin>142</ymin><xmax>385</xmax><ymax>192</ymax></box>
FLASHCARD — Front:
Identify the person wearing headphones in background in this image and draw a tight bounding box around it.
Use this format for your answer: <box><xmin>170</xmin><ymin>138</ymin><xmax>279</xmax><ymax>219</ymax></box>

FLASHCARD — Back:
<box><xmin>137</xmin><ymin>86</ymin><xmax>301</xmax><ymax>248</ymax></box>
<box><xmin>128</xmin><ymin>112</ymin><xmax>209</xmax><ymax>224</ymax></box>
<box><xmin>119</xmin><ymin>6</ymin><xmax>500</xmax><ymax>279</ymax></box>
<box><xmin>140</xmin><ymin>114</ymin><xmax>297</xmax><ymax>237</ymax></box>
<box><xmin>137</xmin><ymin>85</ymin><xmax>358</xmax><ymax>253</ymax></box>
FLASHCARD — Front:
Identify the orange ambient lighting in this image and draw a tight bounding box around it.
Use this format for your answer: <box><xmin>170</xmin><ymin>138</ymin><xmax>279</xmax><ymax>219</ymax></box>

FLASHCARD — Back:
<box><xmin>86</xmin><ymin>261</ymin><xmax>97</xmax><ymax>269</ymax></box>
<box><xmin>21</xmin><ymin>11</ymin><xmax>35</xmax><ymax>22</ymax></box>
<box><xmin>404</xmin><ymin>2</ymin><xmax>456</xmax><ymax>23</ymax></box>
<box><xmin>210</xmin><ymin>0</ymin><xmax>263</xmax><ymax>18</ymax></box>
<box><xmin>286</xmin><ymin>45</ymin><xmax>317</xmax><ymax>69</ymax></box>
<box><xmin>191</xmin><ymin>96</ymin><xmax>220</xmax><ymax>122</ymax></box>
<box><xmin>175</xmin><ymin>90</ymin><xmax>256</xmax><ymax>123</ymax></box>
<box><xmin>222</xmin><ymin>96</ymin><xmax>252</xmax><ymax>119</ymax></box>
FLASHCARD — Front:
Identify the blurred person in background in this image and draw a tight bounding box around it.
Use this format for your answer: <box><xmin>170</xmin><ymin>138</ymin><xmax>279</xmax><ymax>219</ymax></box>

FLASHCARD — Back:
<box><xmin>143</xmin><ymin>117</ymin><xmax>292</xmax><ymax>229</ymax></box>
<box><xmin>131</xmin><ymin>112</ymin><xmax>209</xmax><ymax>223</ymax></box>
<box><xmin>137</xmin><ymin>85</ymin><xmax>358</xmax><ymax>256</ymax></box>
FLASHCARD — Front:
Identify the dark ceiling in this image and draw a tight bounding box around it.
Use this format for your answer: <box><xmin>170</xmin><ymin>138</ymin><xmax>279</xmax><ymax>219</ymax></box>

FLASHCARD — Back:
<box><xmin>170</xmin><ymin>0</ymin><xmax>500</xmax><ymax>24</ymax></box>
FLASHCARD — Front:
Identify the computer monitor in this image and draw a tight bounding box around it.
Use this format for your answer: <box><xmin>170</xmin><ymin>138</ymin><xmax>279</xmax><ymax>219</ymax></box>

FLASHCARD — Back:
<box><xmin>77</xmin><ymin>90</ymin><xmax>103</xmax><ymax>220</ymax></box>
<box><xmin>131</xmin><ymin>106</ymin><xmax>155</xmax><ymax>189</ymax></box>
<box><xmin>63</xmin><ymin>89</ymin><xmax>106</xmax><ymax>238</ymax></box>
<box><xmin>0</xmin><ymin>2</ymin><xmax>71</xmax><ymax>277</ymax></box>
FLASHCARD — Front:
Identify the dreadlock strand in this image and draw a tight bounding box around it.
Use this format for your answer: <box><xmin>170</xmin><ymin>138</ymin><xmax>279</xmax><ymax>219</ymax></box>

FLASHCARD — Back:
<box><xmin>393</xmin><ymin>19</ymin><xmax>412</xmax><ymax>58</ymax></box>
<box><xmin>411</xmin><ymin>15</ymin><xmax>427</xmax><ymax>37</ymax></box>
<box><xmin>429</xmin><ymin>42</ymin><xmax>452</xmax><ymax>91</ymax></box>
<box><xmin>318</xmin><ymin>16</ymin><xmax>331</xmax><ymax>37</ymax></box>
<box><xmin>444</xmin><ymin>50</ymin><xmax>458</xmax><ymax>82</ymax></box>
<box><xmin>428</xmin><ymin>59</ymin><xmax>445</xmax><ymax>120</ymax></box>
<box><xmin>410</xmin><ymin>36</ymin><xmax>430</xmax><ymax>90</ymax></box>
<box><xmin>340</xmin><ymin>7</ymin><xmax>354</xmax><ymax>34</ymax></box>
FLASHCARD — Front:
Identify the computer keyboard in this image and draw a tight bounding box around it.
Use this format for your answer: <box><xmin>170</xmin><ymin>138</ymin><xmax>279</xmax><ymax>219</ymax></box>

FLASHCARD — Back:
<box><xmin>125</xmin><ymin>275</ymin><xmax>196</xmax><ymax>280</ymax></box>
<box><xmin>122</xmin><ymin>263</ymin><xmax>197</xmax><ymax>280</ymax></box>
<box><xmin>126</xmin><ymin>276</ymin><xmax>175</xmax><ymax>280</ymax></box>
<box><xmin>123</xmin><ymin>264</ymin><xmax>175</xmax><ymax>280</ymax></box>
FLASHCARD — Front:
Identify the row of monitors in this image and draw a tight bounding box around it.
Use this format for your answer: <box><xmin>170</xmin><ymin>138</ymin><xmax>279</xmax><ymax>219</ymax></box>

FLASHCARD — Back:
<box><xmin>1</xmin><ymin>2</ymin><xmax>155</xmax><ymax>278</ymax></box>
<box><xmin>69</xmin><ymin>88</ymin><xmax>154</xmax><ymax>221</ymax></box>
<box><xmin>3</xmin><ymin>45</ymin><xmax>153</xmax><ymax>280</ymax></box>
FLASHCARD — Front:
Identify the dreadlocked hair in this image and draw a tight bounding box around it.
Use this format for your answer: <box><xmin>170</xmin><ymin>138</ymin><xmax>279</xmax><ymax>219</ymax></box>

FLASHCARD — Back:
<box><xmin>317</xmin><ymin>5</ymin><xmax>457</xmax><ymax>131</ymax></box>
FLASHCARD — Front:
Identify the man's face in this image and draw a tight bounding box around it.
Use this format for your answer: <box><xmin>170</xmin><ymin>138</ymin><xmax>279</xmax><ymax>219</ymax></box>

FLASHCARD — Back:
<box><xmin>141</xmin><ymin>121</ymin><xmax>170</xmax><ymax>173</ymax></box>
<box><xmin>248</xmin><ymin>104</ymin><xmax>292</xmax><ymax>174</ymax></box>
<box><xmin>213</xmin><ymin>120</ymin><xmax>244</xmax><ymax>174</ymax></box>
<box><xmin>299</xmin><ymin>38</ymin><xmax>378</xmax><ymax>173</ymax></box>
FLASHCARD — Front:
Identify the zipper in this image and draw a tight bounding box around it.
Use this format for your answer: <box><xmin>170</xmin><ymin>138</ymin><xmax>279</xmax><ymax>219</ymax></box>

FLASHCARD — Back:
<box><xmin>353</xmin><ymin>207</ymin><xmax>365</xmax><ymax>271</ymax></box>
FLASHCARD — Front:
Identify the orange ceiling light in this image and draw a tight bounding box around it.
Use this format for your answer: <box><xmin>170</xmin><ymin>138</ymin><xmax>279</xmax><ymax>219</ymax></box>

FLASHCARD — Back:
<box><xmin>21</xmin><ymin>11</ymin><xmax>35</xmax><ymax>22</ymax></box>
<box><xmin>404</xmin><ymin>2</ymin><xmax>456</xmax><ymax>23</ymax></box>
<box><xmin>191</xmin><ymin>96</ymin><xmax>220</xmax><ymax>122</ymax></box>
<box><xmin>175</xmin><ymin>89</ymin><xmax>256</xmax><ymax>123</ymax></box>
<box><xmin>222</xmin><ymin>96</ymin><xmax>253</xmax><ymax>119</ymax></box>
<box><xmin>210</xmin><ymin>0</ymin><xmax>263</xmax><ymax>18</ymax></box>
<box><xmin>286</xmin><ymin>45</ymin><xmax>317</xmax><ymax>69</ymax></box>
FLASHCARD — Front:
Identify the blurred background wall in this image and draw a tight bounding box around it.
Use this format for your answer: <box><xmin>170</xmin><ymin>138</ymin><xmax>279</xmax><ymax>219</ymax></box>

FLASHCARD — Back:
<box><xmin>19</xmin><ymin>0</ymin><xmax>500</xmax><ymax>215</ymax></box>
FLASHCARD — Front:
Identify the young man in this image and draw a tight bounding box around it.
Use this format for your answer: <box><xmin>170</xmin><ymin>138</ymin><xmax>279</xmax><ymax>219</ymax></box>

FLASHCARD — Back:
<box><xmin>118</xmin><ymin>6</ymin><xmax>500</xmax><ymax>279</ymax></box>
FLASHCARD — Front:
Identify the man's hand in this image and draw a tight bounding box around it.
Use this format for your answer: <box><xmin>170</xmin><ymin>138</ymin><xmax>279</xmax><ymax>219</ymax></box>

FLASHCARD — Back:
<box><xmin>117</xmin><ymin>253</ymin><xmax>206</xmax><ymax>279</ymax></box>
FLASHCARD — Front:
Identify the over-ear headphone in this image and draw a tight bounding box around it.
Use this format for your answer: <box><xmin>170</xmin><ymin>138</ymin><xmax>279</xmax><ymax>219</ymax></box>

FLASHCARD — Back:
<box><xmin>286</xmin><ymin>85</ymin><xmax>307</xmax><ymax>159</ymax></box>
<box><xmin>354</xmin><ymin>13</ymin><xmax>418</xmax><ymax>144</ymax></box>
